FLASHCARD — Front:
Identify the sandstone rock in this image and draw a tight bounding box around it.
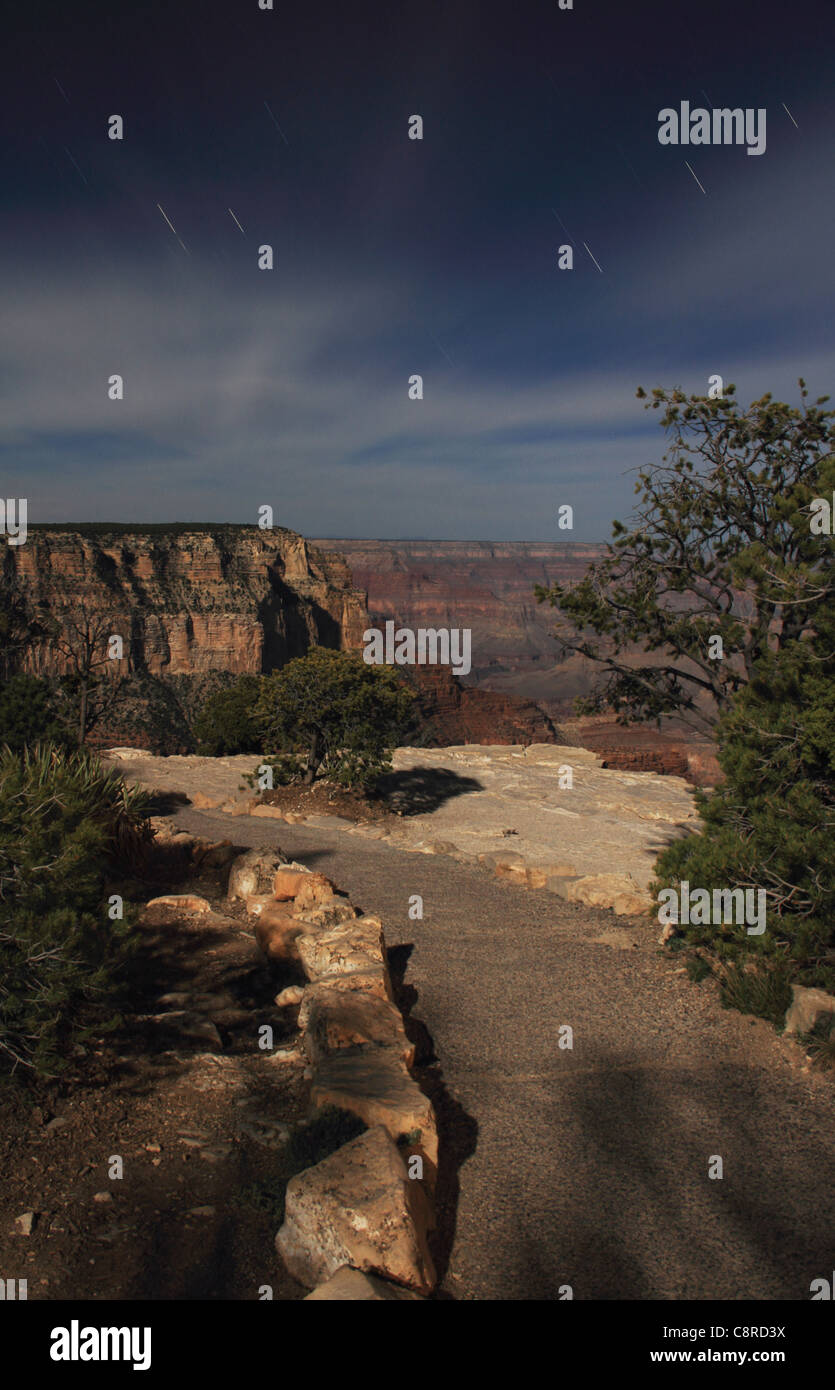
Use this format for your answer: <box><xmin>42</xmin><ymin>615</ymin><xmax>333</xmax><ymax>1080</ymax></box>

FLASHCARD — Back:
<box><xmin>145</xmin><ymin>893</ymin><xmax>212</xmax><ymax>914</ymax></box>
<box><xmin>561</xmin><ymin>874</ymin><xmax>654</xmax><ymax>917</ymax></box>
<box><xmin>296</xmin><ymin>915</ymin><xmax>387</xmax><ymax>983</ymax></box>
<box><xmin>189</xmin><ymin>791</ymin><xmax>223</xmax><ymax>810</ymax></box>
<box><xmin>304</xmin><ymin>1266</ymin><xmax>423</xmax><ymax>1300</ymax></box>
<box><xmin>298</xmin><ymin>971</ymin><xmax>393</xmax><ymax>1035</ymax></box>
<box><xmin>295</xmin><ymin>873</ymin><xmax>338</xmax><ymax>910</ymax></box>
<box><xmin>251</xmin><ymin>804</ymin><xmax>287</xmax><ymax>820</ymax></box>
<box><xmin>294</xmin><ymin>899</ymin><xmax>358</xmax><ymax>930</ymax></box>
<box><xmin>310</xmin><ymin>1048</ymin><xmax>437</xmax><ymax>1166</ymax></box>
<box><xmin>244</xmin><ymin>894</ymin><xmax>276</xmax><ymax>917</ymax></box>
<box><xmin>254</xmin><ymin>906</ymin><xmax>309</xmax><ymax>964</ymax></box>
<box><xmin>302</xmin><ymin>987</ymin><xmax>414</xmax><ymax>1067</ymax></box>
<box><xmin>227</xmin><ymin>849</ymin><xmax>286</xmax><ymax>902</ymax></box>
<box><xmin>784</xmin><ymin>985</ymin><xmax>835</xmax><ymax>1037</ymax></box>
<box><xmin>275</xmin><ymin>985</ymin><xmax>306</xmax><ymax>1007</ymax></box>
<box><xmin>14</xmin><ymin>1211</ymin><xmax>35</xmax><ymax>1236</ymax></box>
<box><xmin>276</xmin><ymin>1125</ymin><xmax>436</xmax><ymax>1293</ymax></box>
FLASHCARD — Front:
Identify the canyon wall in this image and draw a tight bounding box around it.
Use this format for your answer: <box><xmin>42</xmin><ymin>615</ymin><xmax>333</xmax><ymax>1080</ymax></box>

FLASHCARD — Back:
<box><xmin>8</xmin><ymin>526</ymin><xmax>369</xmax><ymax>678</ymax></box>
<box><xmin>2</xmin><ymin>526</ymin><xmax>557</xmax><ymax>752</ymax></box>
<box><xmin>312</xmin><ymin>540</ymin><xmax>604</xmax><ymax>686</ymax></box>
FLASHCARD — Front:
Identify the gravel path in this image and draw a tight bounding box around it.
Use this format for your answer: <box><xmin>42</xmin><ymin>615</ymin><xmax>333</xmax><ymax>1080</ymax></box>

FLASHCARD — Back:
<box><xmin>177</xmin><ymin>806</ymin><xmax>835</xmax><ymax>1302</ymax></box>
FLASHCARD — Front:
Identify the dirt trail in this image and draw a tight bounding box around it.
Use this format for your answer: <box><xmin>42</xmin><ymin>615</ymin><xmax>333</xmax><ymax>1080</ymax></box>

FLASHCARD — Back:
<box><xmin>175</xmin><ymin>806</ymin><xmax>835</xmax><ymax>1302</ymax></box>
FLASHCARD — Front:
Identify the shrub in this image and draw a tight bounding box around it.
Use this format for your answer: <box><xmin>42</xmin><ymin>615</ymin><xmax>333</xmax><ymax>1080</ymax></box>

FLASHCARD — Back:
<box><xmin>0</xmin><ymin>674</ymin><xmax>70</xmax><ymax>752</ymax></box>
<box><xmin>0</xmin><ymin>744</ymin><xmax>152</xmax><ymax>1077</ymax></box>
<box><xmin>254</xmin><ymin>648</ymin><xmax>414</xmax><ymax>792</ymax></box>
<box><xmin>193</xmin><ymin>674</ymin><xmax>265</xmax><ymax>755</ymax></box>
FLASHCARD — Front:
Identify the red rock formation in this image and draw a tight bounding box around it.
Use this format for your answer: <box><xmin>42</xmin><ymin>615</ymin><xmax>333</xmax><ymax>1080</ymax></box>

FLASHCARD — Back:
<box><xmin>312</xmin><ymin>539</ymin><xmax>604</xmax><ymax>678</ymax></box>
<box><xmin>8</xmin><ymin>526</ymin><xmax>368</xmax><ymax>678</ymax></box>
<box><xmin>402</xmin><ymin>667</ymin><xmax>559</xmax><ymax>746</ymax></box>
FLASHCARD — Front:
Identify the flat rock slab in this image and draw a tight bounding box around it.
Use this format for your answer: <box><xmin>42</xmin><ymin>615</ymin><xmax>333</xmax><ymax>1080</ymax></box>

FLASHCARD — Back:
<box><xmin>363</xmin><ymin>744</ymin><xmax>697</xmax><ymax>912</ymax></box>
<box><xmin>310</xmin><ymin>1048</ymin><xmax>437</xmax><ymax>1165</ymax></box>
<box><xmin>276</xmin><ymin>1125</ymin><xmax>436</xmax><ymax>1294</ymax></box>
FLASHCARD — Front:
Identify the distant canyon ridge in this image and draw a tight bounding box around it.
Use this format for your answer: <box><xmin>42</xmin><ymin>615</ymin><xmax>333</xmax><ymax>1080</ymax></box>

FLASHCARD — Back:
<box><xmin>3</xmin><ymin>527</ymin><xmax>717</xmax><ymax>779</ymax></box>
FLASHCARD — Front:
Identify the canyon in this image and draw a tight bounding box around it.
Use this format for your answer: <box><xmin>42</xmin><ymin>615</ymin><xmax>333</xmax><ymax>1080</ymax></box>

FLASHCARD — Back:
<box><xmin>2</xmin><ymin>526</ymin><xmax>560</xmax><ymax>752</ymax></box>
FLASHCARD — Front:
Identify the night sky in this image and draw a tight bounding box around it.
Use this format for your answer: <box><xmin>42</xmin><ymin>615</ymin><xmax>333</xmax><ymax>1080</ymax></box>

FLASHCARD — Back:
<box><xmin>3</xmin><ymin>0</ymin><xmax>833</xmax><ymax>540</ymax></box>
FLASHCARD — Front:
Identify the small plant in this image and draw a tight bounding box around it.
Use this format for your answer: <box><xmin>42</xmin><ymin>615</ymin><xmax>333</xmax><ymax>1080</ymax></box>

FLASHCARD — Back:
<box><xmin>718</xmin><ymin>961</ymin><xmax>793</xmax><ymax>1027</ymax></box>
<box><xmin>685</xmin><ymin>955</ymin><xmax>711</xmax><ymax>983</ymax></box>
<box><xmin>0</xmin><ymin>743</ymin><xmax>153</xmax><ymax>1076</ymax></box>
<box><xmin>799</xmin><ymin>1014</ymin><xmax>835</xmax><ymax>1072</ymax></box>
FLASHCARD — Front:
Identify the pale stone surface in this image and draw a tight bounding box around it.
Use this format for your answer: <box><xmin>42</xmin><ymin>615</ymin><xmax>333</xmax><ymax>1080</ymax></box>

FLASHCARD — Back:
<box><xmin>302</xmin><ymin>986</ymin><xmax>414</xmax><ymax>1066</ymax></box>
<box><xmin>145</xmin><ymin>893</ymin><xmax>211</xmax><ymax>913</ymax></box>
<box><xmin>304</xmin><ymin>1266</ymin><xmax>423</xmax><ymax>1300</ymax></box>
<box><xmin>250</xmin><ymin>804</ymin><xmax>287</xmax><ymax>819</ymax></box>
<box><xmin>296</xmin><ymin>915</ymin><xmax>387</xmax><ymax>983</ymax></box>
<box><xmin>276</xmin><ymin>1125</ymin><xmax>436</xmax><ymax>1293</ymax></box>
<box><xmin>227</xmin><ymin>849</ymin><xmax>287</xmax><ymax>902</ymax></box>
<box><xmin>784</xmin><ymin>985</ymin><xmax>835</xmax><ymax>1036</ymax></box>
<box><xmin>310</xmin><ymin>1049</ymin><xmax>437</xmax><ymax>1165</ymax></box>
<box><xmin>365</xmin><ymin>744</ymin><xmax>696</xmax><ymax>913</ymax></box>
<box><xmin>189</xmin><ymin>791</ymin><xmax>223</xmax><ymax>810</ymax></box>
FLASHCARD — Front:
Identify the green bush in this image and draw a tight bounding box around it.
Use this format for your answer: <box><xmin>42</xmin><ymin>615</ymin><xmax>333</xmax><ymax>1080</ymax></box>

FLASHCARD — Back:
<box><xmin>0</xmin><ymin>674</ymin><xmax>70</xmax><ymax>752</ymax></box>
<box><xmin>193</xmin><ymin>674</ymin><xmax>265</xmax><ymax>755</ymax></box>
<box><xmin>0</xmin><ymin>744</ymin><xmax>152</xmax><ymax>1077</ymax></box>
<box><xmin>653</xmin><ymin>604</ymin><xmax>835</xmax><ymax>999</ymax></box>
<box><xmin>254</xmin><ymin>648</ymin><xmax>414</xmax><ymax>792</ymax></box>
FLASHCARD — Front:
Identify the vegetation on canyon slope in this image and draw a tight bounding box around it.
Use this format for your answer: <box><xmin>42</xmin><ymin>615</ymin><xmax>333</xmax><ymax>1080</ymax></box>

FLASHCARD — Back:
<box><xmin>196</xmin><ymin>648</ymin><xmax>415</xmax><ymax>791</ymax></box>
<box><xmin>543</xmin><ymin>382</ymin><xmax>835</xmax><ymax>1005</ymax></box>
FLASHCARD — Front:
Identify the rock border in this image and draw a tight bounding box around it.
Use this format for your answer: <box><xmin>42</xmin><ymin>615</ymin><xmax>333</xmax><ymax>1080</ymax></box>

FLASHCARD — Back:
<box><xmin>232</xmin><ymin>851</ymin><xmax>439</xmax><ymax>1299</ymax></box>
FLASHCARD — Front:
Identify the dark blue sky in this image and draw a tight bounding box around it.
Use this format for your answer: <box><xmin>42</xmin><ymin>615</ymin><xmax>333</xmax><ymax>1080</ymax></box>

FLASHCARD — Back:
<box><xmin>2</xmin><ymin>0</ymin><xmax>833</xmax><ymax>539</ymax></box>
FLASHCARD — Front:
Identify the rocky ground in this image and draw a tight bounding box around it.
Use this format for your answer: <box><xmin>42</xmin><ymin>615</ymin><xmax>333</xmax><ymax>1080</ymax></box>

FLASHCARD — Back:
<box><xmin>104</xmin><ymin>742</ymin><xmax>699</xmax><ymax>915</ymax></box>
<box><xmin>172</xmin><ymin>804</ymin><xmax>835</xmax><ymax>1301</ymax></box>
<box><xmin>0</xmin><ymin>838</ymin><xmax>309</xmax><ymax>1301</ymax></box>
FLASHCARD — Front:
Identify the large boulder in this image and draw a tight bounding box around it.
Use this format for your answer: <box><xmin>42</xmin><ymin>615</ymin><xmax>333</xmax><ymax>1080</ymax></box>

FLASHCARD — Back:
<box><xmin>276</xmin><ymin>1125</ymin><xmax>436</xmax><ymax>1294</ymax></box>
<box><xmin>310</xmin><ymin>1047</ymin><xmax>437</xmax><ymax>1166</ymax></box>
<box><xmin>784</xmin><ymin>985</ymin><xmax>835</xmax><ymax>1036</ymax></box>
<box><xmin>295</xmin><ymin>915</ymin><xmax>387</xmax><ymax>983</ymax></box>
<box><xmin>254</xmin><ymin>905</ymin><xmax>310</xmax><ymax>964</ymax></box>
<box><xmin>302</xmin><ymin>986</ymin><xmax>414</xmax><ymax>1067</ymax></box>
<box><xmin>294</xmin><ymin>899</ymin><xmax>358</xmax><ymax>930</ymax></box>
<box><xmin>298</xmin><ymin>971</ymin><xmax>393</xmax><ymax>1033</ymax></box>
<box><xmin>227</xmin><ymin>849</ymin><xmax>286</xmax><ymax>903</ymax></box>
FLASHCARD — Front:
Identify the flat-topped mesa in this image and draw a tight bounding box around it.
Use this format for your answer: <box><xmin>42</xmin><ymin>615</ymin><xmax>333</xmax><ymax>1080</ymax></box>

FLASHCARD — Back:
<box><xmin>8</xmin><ymin>525</ymin><xmax>369</xmax><ymax>678</ymax></box>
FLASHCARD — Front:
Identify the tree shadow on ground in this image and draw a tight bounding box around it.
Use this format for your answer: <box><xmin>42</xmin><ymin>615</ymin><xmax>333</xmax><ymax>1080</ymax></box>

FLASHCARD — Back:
<box><xmin>388</xmin><ymin>943</ymin><xmax>478</xmax><ymax>1298</ymax></box>
<box><xmin>375</xmin><ymin>767</ymin><xmax>483</xmax><ymax>817</ymax></box>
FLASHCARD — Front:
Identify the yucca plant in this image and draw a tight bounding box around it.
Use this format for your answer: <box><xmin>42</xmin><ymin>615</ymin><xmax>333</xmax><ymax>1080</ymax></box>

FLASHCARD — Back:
<box><xmin>0</xmin><ymin>742</ymin><xmax>152</xmax><ymax>1077</ymax></box>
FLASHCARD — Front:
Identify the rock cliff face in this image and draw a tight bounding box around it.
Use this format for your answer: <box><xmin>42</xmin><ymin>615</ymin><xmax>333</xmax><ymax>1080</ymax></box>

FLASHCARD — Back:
<box><xmin>403</xmin><ymin>668</ymin><xmax>559</xmax><ymax>747</ymax></box>
<box><xmin>312</xmin><ymin>539</ymin><xmax>604</xmax><ymax>680</ymax></box>
<box><xmin>8</xmin><ymin>526</ymin><xmax>369</xmax><ymax>679</ymax></box>
<box><xmin>3</xmin><ymin>526</ymin><xmax>558</xmax><ymax>752</ymax></box>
